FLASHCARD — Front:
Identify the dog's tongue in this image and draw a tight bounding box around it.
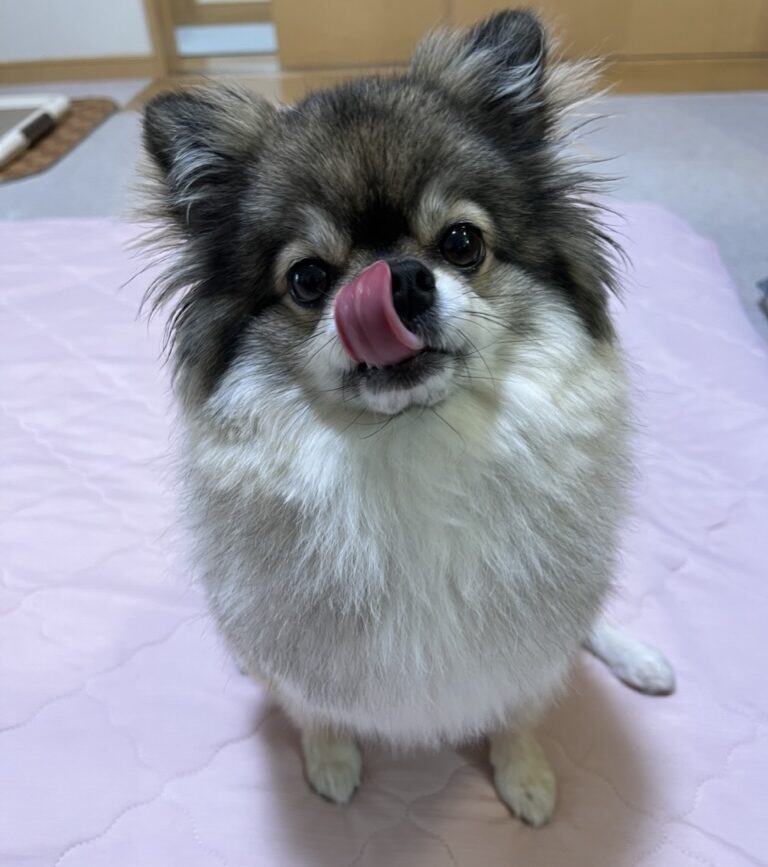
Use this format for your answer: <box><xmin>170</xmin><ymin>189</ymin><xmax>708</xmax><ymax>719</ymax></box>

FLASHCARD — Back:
<box><xmin>334</xmin><ymin>260</ymin><xmax>424</xmax><ymax>367</ymax></box>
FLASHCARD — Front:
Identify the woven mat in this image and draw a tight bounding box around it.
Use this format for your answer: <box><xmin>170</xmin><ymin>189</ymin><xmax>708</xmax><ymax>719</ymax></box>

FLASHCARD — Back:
<box><xmin>0</xmin><ymin>98</ymin><xmax>118</xmax><ymax>183</ymax></box>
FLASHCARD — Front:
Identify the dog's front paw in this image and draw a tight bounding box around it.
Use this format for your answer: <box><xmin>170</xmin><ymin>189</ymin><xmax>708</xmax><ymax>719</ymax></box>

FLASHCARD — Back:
<box><xmin>585</xmin><ymin>621</ymin><xmax>676</xmax><ymax>696</ymax></box>
<box><xmin>613</xmin><ymin>642</ymin><xmax>676</xmax><ymax>696</ymax></box>
<box><xmin>494</xmin><ymin>756</ymin><xmax>556</xmax><ymax>827</ymax></box>
<box><xmin>301</xmin><ymin>727</ymin><xmax>362</xmax><ymax>805</ymax></box>
<box><xmin>490</xmin><ymin>729</ymin><xmax>556</xmax><ymax>827</ymax></box>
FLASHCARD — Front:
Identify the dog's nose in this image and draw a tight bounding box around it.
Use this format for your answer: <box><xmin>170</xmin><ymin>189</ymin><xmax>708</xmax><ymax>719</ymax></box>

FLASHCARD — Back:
<box><xmin>390</xmin><ymin>260</ymin><xmax>436</xmax><ymax>326</ymax></box>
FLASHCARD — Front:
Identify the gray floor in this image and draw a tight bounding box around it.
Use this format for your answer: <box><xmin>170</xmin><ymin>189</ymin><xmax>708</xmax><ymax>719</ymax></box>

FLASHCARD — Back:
<box><xmin>0</xmin><ymin>79</ymin><xmax>147</xmax><ymax>221</ymax></box>
<box><xmin>587</xmin><ymin>92</ymin><xmax>768</xmax><ymax>342</ymax></box>
<box><xmin>1</xmin><ymin>83</ymin><xmax>766</xmax><ymax>341</ymax></box>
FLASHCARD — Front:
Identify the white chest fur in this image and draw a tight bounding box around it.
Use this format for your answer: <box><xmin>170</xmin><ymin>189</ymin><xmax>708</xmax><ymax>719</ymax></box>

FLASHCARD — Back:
<box><xmin>184</xmin><ymin>343</ymin><xmax>628</xmax><ymax>745</ymax></box>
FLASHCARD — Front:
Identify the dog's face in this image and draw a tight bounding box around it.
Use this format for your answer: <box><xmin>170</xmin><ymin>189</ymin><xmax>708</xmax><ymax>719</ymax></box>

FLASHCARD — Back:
<box><xmin>143</xmin><ymin>11</ymin><xmax>617</xmax><ymax>420</ymax></box>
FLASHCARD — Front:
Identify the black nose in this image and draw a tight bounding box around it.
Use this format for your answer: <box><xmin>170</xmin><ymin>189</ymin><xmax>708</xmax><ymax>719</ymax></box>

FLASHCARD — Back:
<box><xmin>390</xmin><ymin>259</ymin><xmax>436</xmax><ymax>326</ymax></box>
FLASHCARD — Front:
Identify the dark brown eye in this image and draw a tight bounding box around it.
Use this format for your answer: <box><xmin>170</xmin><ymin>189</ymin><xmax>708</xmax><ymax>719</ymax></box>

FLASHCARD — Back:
<box><xmin>288</xmin><ymin>259</ymin><xmax>329</xmax><ymax>306</ymax></box>
<box><xmin>439</xmin><ymin>223</ymin><xmax>485</xmax><ymax>269</ymax></box>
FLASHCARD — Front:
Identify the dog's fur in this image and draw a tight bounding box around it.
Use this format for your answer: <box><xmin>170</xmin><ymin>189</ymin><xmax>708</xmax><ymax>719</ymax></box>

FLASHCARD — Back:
<box><xmin>141</xmin><ymin>10</ymin><xmax>674</xmax><ymax>824</ymax></box>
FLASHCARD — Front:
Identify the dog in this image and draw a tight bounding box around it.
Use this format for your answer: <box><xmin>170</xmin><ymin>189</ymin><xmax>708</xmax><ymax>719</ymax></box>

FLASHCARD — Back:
<box><xmin>140</xmin><ymin>9</ymin><xmax>674</xmax><ymax>826</ymax></box>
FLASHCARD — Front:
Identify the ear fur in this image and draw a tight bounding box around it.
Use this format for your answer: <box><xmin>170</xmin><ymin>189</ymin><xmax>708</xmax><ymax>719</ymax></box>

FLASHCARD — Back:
<box><xmin>142</xmin><ymin>85</ymin><xmax>277</xmax><ymax>232</ymax></box>
<box><xmin>413</xmin><ymin>11</ymin><xmax>544</xmax><ymax>99</ymax></box>
<box><xmin>411</xmin><ymin>9</ymin><xmax>598</xmax><ymax>144</ymax></box>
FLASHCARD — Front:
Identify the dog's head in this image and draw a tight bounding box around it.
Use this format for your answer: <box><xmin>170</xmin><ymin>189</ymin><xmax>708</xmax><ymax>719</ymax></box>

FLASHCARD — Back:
<box><xmin>142</xmin><ymin>10</ymin><xmax>618</xmax><ymax>421</ymax></box>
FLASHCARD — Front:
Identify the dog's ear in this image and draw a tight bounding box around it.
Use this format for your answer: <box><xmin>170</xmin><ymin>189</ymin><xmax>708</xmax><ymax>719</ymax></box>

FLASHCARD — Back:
<box><xmin>142</xmin><ymin>85</ymin><xmax>276</xmax><ymax>232</ymax></box>
<box><xmin>410</xmin><ymin>10</ymin><xmax>549</xmax><ymax>140</ymax></box>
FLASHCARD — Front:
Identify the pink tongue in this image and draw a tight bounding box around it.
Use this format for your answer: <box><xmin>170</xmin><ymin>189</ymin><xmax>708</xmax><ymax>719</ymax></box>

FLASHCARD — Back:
<box><xmin>334</xmin><ymin>260</ymin><xmax>424</xmax><ymax>367</ymax></box>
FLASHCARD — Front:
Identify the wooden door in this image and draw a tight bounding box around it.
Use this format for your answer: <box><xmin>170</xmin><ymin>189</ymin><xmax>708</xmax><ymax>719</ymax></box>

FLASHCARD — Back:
<box><xmin>272</xmin><ymin>0</ymin><xmax>768</xmax><ymax>91</ymax></box>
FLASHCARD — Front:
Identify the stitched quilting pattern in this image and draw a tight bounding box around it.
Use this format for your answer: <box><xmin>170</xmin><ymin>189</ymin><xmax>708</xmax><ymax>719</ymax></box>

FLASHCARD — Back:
<box><xmin>1</xmin><ymin>206</ymin><xmax>766</xmax><ymax>866</ymax></box>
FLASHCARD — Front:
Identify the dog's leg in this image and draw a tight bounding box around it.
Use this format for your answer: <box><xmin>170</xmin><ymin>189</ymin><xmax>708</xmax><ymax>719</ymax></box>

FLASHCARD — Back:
<box><xmin>584</xmin><ymin>619</ymin><xmax>675</xmax><ymax>695</ymax></box>
<box><xmin>489</xmin><ymin>727</ymin><xmax>556</xmax><ymax>827</ymax></box>
<box><xmin>301</xmin><ymin>724</ymin><xmax>362</xmax><ymax>805</ymax></box>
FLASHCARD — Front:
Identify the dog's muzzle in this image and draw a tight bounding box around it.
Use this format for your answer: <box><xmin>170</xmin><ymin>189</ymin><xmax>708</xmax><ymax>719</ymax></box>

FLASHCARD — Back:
<box><xmin>334</xmin><ymin>259</ymin><xmax>434</xmax><ymax>368</ymax></box>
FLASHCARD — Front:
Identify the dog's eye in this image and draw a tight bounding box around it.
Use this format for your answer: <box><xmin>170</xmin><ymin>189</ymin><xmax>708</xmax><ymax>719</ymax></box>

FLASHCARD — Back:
<box><xmin>287</xmin><ymin>259</ymin><xmax>330</xmax><ymax>306</ymax></box>
<box><xmin>439</xmin><ymin>223</ymin><xmax>485</xmax><ymax>269</ymax></box>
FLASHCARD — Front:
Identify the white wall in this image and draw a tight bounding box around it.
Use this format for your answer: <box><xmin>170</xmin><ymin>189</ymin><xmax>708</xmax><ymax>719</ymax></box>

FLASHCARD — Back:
<box><xmin>0</xmin><ymin>0</ymin><xmax>152</xmax><ymax>62</ymax></box>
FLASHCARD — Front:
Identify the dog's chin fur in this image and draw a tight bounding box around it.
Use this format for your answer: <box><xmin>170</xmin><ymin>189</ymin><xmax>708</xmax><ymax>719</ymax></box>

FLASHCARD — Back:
<box><xmin>361</xmin><ymin>367</ymin><xmax>455</xmax><ymax>415</ymax></box>
<box><xmin>349</xmin><ymin>360</ymin><xmax>458</xmax><ymax>416</ymax></box>
<box><xmin>140</xmin><ymin>10</ymin><xmax>632</xmax><ymax>752</ymax></box>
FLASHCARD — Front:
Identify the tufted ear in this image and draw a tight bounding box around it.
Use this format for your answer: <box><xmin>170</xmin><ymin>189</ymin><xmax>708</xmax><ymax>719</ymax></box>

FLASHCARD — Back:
<box><xmin>142</xmin><ymin>85</ymin><xmax>277</xmax><ymax>232</ymax></box>
<box><xmin>410</xmin><ymin>10</ymin><xmax>549</xmax><ymax>140</ymax></box>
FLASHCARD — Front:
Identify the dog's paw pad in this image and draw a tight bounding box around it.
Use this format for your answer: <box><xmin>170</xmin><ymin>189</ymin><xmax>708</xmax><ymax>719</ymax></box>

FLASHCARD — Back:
<box><xmin>494</xmin><ymin>759</ymin><xmax>556</xmax><ymax>827</ymax></box>
<box><xmin>303</xmin><ymin>735</ymin><xmax>362</xmax><ymax>805</ymax></box>
<box><xmin>617</xmin><ymin>646</ymin><xmax>676</xmax><ymax>696</ymax></box>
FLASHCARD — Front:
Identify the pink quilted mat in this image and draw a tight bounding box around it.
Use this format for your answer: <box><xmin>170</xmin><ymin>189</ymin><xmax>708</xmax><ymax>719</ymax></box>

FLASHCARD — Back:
<box><xmin>2</xmin><ymin>204</ymin><xmax>767</xmax><ymax>867</ymax></box>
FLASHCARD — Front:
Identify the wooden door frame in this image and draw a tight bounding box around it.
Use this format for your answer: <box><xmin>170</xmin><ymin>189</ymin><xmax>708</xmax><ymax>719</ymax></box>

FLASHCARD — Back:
<box><xmin>172</xmin><ymin>0</ymin><xmax>271</xmax><ymax>25</ymax></box>
<box><xmin>143</xmin><ymin>0</ymin><xmax>179</xmax><ymax>78</ymax></box>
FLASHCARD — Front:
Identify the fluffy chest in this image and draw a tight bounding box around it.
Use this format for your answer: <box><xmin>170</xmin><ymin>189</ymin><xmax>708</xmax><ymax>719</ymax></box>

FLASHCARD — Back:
<box><xmin>194</xmin><ymin>379</ymin><xmax>616</xmax><ymax>597</ymax></box>
<box><xmin>189</xmin><ymin>382</ymin><xmax>623</xmax><ymax>737</ymax></box>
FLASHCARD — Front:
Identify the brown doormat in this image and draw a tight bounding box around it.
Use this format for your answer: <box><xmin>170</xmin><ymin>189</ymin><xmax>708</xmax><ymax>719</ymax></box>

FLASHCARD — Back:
<box><xmin>0</xmin><ymin>98</ymin><xmax>118</xmax><ymax>183</ymax></box>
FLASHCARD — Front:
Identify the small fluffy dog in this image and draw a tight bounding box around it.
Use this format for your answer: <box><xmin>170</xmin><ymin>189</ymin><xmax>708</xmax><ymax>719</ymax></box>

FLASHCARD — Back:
<box><xmin>141</xmin><ymin>9</ymin><xmax>674</xmax><ymax>825</ymax></box>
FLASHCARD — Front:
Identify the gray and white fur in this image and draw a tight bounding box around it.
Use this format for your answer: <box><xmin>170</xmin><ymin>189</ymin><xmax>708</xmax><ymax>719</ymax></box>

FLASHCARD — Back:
<box><xmin>140</xmin><ymin>9</ymin><xmax>674</xmax><ymax>825</ymax></box>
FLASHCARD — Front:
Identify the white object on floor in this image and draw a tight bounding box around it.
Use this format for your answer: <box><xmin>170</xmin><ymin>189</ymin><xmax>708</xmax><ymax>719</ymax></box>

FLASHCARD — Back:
<box><xmin>0</xmin><ymin>94</ymin><xmax>69</xmax><ymax>168</ymax></box>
